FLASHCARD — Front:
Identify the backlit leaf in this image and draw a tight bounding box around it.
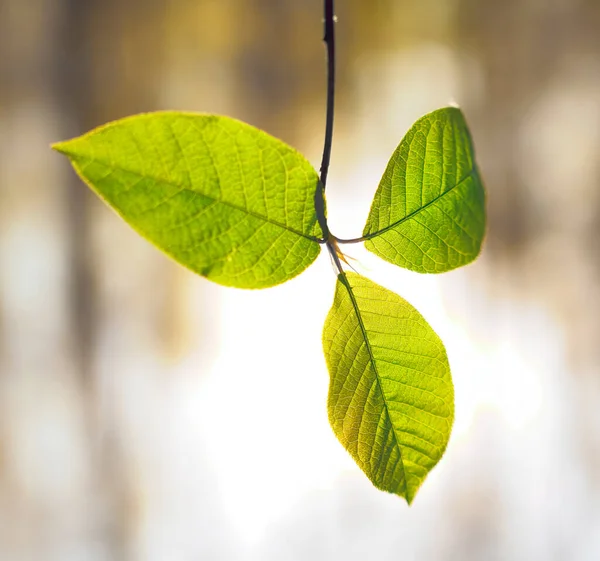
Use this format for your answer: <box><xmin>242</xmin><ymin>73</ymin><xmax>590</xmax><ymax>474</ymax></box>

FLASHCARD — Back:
<box><xmin>53</xmin><ymin>112</ymin><xmax>323</xmax><ymax>289</ymax></box>
<box><xmin>363</xmin><ymin>107</ymin><xmax>485</xmax><ymax>273</ymax></box>
<box><xmin>323</xmin><ymin>272</ymin><xmax>453</xmax><ymax>503</ymax></box>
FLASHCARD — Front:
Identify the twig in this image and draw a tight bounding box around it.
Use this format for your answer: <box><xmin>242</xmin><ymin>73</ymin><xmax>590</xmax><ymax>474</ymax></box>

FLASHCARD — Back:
<box><xmin>317</xmin><ymin>0</ymin><xmax>344</xmax><ymax>276</ymax></box>
<box><xmin>319</xmin><ymin>0</ymin><xmax>336</xmax><ymax>191</ymax></box>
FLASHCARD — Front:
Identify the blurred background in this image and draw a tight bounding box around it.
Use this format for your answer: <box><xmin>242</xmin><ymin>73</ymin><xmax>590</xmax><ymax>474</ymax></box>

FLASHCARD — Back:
<box><xmin>2</xmin><ymin>0</ymin><xmax>600</xmax><ymax>559</ymax></box>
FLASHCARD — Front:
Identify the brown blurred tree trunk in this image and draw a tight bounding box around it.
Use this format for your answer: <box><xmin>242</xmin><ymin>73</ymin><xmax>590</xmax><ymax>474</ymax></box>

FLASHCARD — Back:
<box><xmin>52</xmin><ymin>0</ymin><xmax>168</xmax><ymax>556</ymax></box>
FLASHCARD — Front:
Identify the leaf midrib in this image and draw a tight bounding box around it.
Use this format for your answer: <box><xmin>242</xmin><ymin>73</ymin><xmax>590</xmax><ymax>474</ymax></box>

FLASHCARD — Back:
<box><xmin>364</xmin><ymin>168</ymin><xmax>476</xmax><ymax>239</ymax></box>
<box><xmin>72</xmin><ymin>154</ymin><xmax>322</xmax><ymax>243</ymax></box>
<box><xmin>339</xmin><ymin>273</ymin><xmax>410</xmax><ymax>499</ymax></box>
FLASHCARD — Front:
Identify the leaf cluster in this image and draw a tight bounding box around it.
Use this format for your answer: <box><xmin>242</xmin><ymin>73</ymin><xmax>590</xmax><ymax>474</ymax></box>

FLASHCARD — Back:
<box><xmin>54</xmin><ymin>106</ymin><xmax>485</xmax><ymax>503</ymax></box>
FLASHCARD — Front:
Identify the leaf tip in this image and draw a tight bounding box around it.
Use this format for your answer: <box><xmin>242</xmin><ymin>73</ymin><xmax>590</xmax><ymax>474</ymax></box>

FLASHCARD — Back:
<box><xmin>51</xmin><ymin>140</ymin><xmax>72</xmax><ymax>155</ymax></box>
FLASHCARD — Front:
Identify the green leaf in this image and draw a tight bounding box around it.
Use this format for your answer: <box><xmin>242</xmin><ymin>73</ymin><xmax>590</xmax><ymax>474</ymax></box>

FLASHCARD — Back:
<box><xmin>53</xmin><ymin>112</ymin><xmax>323</xmax><ymax>289</ymax></box>
<box><xmin>363</xmin><ymin>107</ymin><xmax>485</xmax><ymax>273</ymax></box>
<box><xmin>322</xmin><ymin>272</ymin><xmax>453</xmax><ymax>503</ymax></box>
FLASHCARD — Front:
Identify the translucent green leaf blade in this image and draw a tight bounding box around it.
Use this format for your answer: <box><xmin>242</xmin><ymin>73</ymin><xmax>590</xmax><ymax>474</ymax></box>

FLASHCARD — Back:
<box><xmin>53</xmin><ymin>112</ymin><xmax>322</xmax><ymax>289</ymax></box>
<box><xmin>363</xmin><ymin>107</ymin><xmax>485</xmax><ymax>273</ymax></box>
<box><xmin>323</xmin><ymin>272</ymin><xmax>453</xmax><ymax>503</ymax></box>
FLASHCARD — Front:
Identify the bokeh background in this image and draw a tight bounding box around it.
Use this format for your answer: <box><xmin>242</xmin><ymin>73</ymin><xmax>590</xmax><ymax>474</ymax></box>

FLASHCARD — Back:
<box><xmin>2</xmin><ymin>0</ymin><xmax>600</xmax><ymax>559</ymax></box>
